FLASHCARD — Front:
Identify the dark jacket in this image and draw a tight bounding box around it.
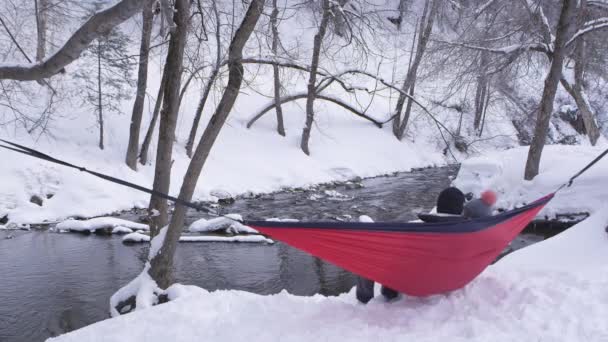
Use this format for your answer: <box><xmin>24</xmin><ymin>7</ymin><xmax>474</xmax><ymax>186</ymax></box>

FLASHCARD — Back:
<box><xmin>463</xmin><ymin>198</ymin><xmax>493</xmax><ymax>218</ymax></box>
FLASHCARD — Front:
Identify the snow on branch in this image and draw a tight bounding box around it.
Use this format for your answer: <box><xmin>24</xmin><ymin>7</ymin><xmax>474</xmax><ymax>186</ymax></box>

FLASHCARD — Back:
<box><xmin>246</xmin><ymin>92</ymin><xmax>384</xmax><ymax>128</ymax></box>
<box><xmin>566</xmin><ymin>17</ymin><xmax>608</xmax><ymax>47</ymax></box>
<box><xmin>435</xmin><ymin>39</ymin><xmax>549</xmax><ymax>55</ymax></box>
<box><xmin>589</xmin><ymin>0</ymin><xmax>608</xmax><ymax>10</ymax></box>
<box><xmin>521</xmin><ymin>0</ymin><xmax>554</xmax><ymax>49</ymax></box>
<box><xmin>0</xmin><ymin>0</ymin><xmax>146</xmax><ymax>81</ymax></box>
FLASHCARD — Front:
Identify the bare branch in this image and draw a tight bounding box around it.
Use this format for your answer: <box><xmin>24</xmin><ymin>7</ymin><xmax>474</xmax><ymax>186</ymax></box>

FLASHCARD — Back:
<box><xmin>246</xmin><ymin>93</ymin><xmax>383</xmax><ymax>128</ymax></box>
<box><xmin>0</xmin><ymin>0</ymin><xmax>145</xmax><ymax>81</ymax></box>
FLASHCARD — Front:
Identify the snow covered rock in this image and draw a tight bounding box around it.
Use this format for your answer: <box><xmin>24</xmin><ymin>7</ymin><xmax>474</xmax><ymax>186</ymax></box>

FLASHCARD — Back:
<box><xmin>123</xmin><ymin>232</ymin><xmax>150</xmax><ymax>243</ymax></box>
<box><xmin>210</xmin><ymin>189</ymin><xmax>235</xmax><ymax>204</ymax></box>
<box><xmin>56</xmin><ymin>217</ymin><xmax>149</xmax><ymax>234</ymax></box>
<box><xmin>188</xmin><ymin>214</ymin><xmax>258</xmax><ymax>234</ymax></box>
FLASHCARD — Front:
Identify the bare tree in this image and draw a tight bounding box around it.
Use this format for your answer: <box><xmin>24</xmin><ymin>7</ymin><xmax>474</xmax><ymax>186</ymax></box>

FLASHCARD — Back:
<box><xmin>300</xmin><ymin>0</ymin><xmax>332</xmax><ymax>155</ymax></box>
<box><xmin>524</xmin><ymin>0</ymin><xmax>575</xmax><ymax>180</ymax></box>
<box><xmin>139</xmin><ymin>70</ymin><xmax>167</xmax><ymax>165</ymax></box>
<box><xmin>562</xmin><ymin>0</ymin><xmax>601</xmax><ymax>145</ymax></box>
<box><xmin>126</xmin><ymin>0</ymin><xmax>155</xmax><ymax>170</ymax></box>
<box><xmin>271</xmin><ymin>0</ymin><xmax>286</xmax><ymax>136</ymax></box>
<box><xmin>185</xmin><ymin>1</ymin><xmax>222</xmax><ymax>158</ymax></box>
<box><xmin>147</xmin><ymin>0</ymin><xmax>190</xmax><ymax>237</ymax></box>
<box><xmin>34</xmin><ymin>0</ymin><xmax>49</xmax><ymax>62</ymax></box>
<box><xmin>148</xmin><ymin>0</ymin><xmax>265</xmax><ymax>291</ymax></box>
<box><xmin>392</xmin><ymin>0</ymin><xmax>437</xmax><ymax>140</ymax></box>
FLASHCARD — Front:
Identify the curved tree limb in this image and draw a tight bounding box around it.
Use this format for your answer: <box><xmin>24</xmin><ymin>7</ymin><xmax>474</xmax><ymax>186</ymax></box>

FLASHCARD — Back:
<box><xmin>247</xmin><ymin>93</ymin><xmax>383</xmax><ymax>128</ymax></box>
<box><xmin>0</xmin><ymin>0</ymin><xmax>146</xmax><ymax>81</ymax></box>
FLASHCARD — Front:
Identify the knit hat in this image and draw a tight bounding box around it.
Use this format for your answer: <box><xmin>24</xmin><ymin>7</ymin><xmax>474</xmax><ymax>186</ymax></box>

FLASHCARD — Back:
<box><xmin>481</xmin><ymin>190</ymin><xmax>497</xmax><ymax>206</ymax></box>
<box><xmin>436</xmin><ymin>187</ymin><xmax>465</xmax><ymax>215</ymax></box>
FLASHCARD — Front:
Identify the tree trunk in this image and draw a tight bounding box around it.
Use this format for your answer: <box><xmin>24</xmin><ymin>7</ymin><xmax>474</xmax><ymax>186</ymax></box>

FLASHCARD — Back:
<box><xmin>333</xmin><ymin>0</ymin><xmax>350</xmax><ymax>37</ymax></box>
<box><xmin>524</xmin><ymin>0</ymin><xmax>575</xmax><ymax>180</ymax></box>
<box><xmin>479</xmin><ymin>81</ymin><xmax>491</xmax><ymax>136</ymax></box>
<box><xmin>474</xmin><ymin>52</ymin><xmax>489</xmax><ymax>130</ymax></box>
<box><xmin>392</xmin><ymin>0</ymin><xmax>436</xmax><ymax>140</ymax></box>
<box><xmin>185</xmin><ymin>1</ymin><xmax>222</xmax><ymax>157</ymax></box>
<box><xmin>300</xmin><ymin>0</ymin><xmax>331</xmax><ymax>156</ymax></box>
<box><xmin>97</xmin><ymin>40</ymin><xmax>104</xmax><ymax>150</ymax></box>
<box><xmin>572</xmin><ymin>0</ymin><xmax>600</xmax><ymax>145</ymax></box>
<box><xmin>271</xmin><ymin>0</ymin><xmax>285</xmax><ymax>136</ymax></box>
<box><xmin>147</xmin><ymin>0</ymin><xmax>190</xmax><ymax>239</ymax></box>
<box><xmin>149</xmin><ymin>0</ymin><xmax>265</xmax><ymax>290</ymax></box>
<box><xmin>126</xmin><ymin>0</ymin><xmax>154</xmax><ymax>170</ymax></box>
<box><xmin>397</xmin><ymin>80</ymin><xmax>416</xmax><ymax>138</ymax></box>
<box><xmin>34</xmin><ymin>0</ymin><xmax>48</xmax><ymax>62</ymax></box>
<box><xmin>139</xmin><ymin>70</ymin><xmax>167</xmax><ymax>165</ymax></box>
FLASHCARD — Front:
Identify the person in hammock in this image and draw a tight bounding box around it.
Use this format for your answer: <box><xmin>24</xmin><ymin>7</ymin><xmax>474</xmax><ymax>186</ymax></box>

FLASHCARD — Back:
<box><xmin>463</xmin><ymin>190</ymin><xmax>497</xmax><ymax>218</ymax></box>
<box><xmin>355</xmin><ymin>187</ymin><xmax>467</xmax><ymax>304</ymax></box>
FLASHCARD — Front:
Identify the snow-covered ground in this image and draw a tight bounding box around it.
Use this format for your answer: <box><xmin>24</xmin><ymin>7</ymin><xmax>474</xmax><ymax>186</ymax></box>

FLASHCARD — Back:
<box><xmin>48</xmin><ymin>208</ymin><xmax>608</xmax><ymax>342</ymax></box>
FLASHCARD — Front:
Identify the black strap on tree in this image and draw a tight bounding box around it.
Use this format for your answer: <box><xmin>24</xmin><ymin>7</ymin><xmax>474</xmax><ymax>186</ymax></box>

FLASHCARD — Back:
<box><xmin>0</xmin><ymin>139</ymin><xmax>215</xmax><ymax>214</ymax></box>
<box><xmin>556</xmin><ymin>147</ymin><xmax>608</xmax><ymax>192</ymax></box>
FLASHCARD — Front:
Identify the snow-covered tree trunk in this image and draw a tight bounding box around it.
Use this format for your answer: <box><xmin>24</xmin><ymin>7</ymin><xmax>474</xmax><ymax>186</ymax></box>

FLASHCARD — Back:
<box><xmin>525</xmin><ymin>0</ymin><xmax>575</xmax><ymax>180</ymax></box>
<box><xmin>139</xmin><ymin>70</ymin><xmax>166</xmax><ymax>166</ymax></box>
<box><xmin>333</xmin><ymin>0</ymin><xmax>350</xmax><ymax>37</ymax></box>
<box><xmin>301</xmin><ymin>0</ymin><xmax>331</xmax><ymax>155</ymax></box>
<box><xmin>149</xmin><ymin>0</ymin><xmax>265</xmax><ymax>289</ymax></box>
<box><xmin>271</xmin><ymin>0</ymin><xmax>285</xmax><ymax>136</ymax></box>
<box><xmin>34</xmin><ymin>0</ymin><xmax>48</xmax><ymax>62</ymax></box>
<box><xmin>393</xmin><ymin>0</ymin><xmax>436</xmax><ymax>140</ymax></box>
<box><xmin>97</xmin><ymin>40</ymin><xmax>104</xmax><ymax>150</ymax></box>
<box><xmin>572</xmin><ymin>0</ymin><xmax>601</xmax><ymax>145</ymax></box>
<box><xmin>126</xmin><ymin>0</ymin><xmax>155</xmax><ymax>170</ymax></box>
<box><xmin>474</xmin><ymin>51</ymin><xmax>489</xmax><ymax>131</ymax></box>
<box><xmin>148</xmin><ymin>0</ymin><xmax>190</xmax><ymax>239</ymax></box>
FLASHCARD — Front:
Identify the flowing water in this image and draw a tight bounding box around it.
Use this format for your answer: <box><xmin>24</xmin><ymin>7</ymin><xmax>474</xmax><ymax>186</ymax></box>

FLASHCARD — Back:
<box><xmin>0</xmin><ymin>166</ymin><xmax>543</xmax><ymax>342</ymax></box>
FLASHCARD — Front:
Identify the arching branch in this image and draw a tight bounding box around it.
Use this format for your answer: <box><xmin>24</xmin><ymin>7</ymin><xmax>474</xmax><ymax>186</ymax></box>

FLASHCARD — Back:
<box><xmin>0</xmin><ymin>0</ymin><xmax>146</xmax><ymax>81</ymax></box>
<box><xmin>246</xmin><ymin>93</ymin><xmax>383</xmax><ymax>128</ymax></box>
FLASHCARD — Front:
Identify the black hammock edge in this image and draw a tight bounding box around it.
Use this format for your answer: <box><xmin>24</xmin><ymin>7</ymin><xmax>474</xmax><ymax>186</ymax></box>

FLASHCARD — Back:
<box><xmin>243</xmin><ymin>193</ymin><xmax>553</xmax><ymax>233</ymax></box>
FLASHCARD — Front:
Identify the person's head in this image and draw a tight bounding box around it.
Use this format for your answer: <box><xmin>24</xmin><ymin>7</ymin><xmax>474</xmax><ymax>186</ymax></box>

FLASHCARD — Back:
<box><xmin>436</xmin><ymin>187</ymin><xmax>465</xmax><ymax>215</ymax></box>
<box><xmin>480</xmin><ymin>190</ymin><xmax>497</xmax><ymax>206</ymax></box>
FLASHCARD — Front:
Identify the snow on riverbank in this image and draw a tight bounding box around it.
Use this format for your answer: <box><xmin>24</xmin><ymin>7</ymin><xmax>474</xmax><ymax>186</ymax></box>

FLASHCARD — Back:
<box><xmin>122</xmin><ymin>232</ymin><xmax>274</xmax><ymax>244</ymax></box>
<box><xmin>48</xmin><ymin>211</ymin><xmax>608</xmax><ymax>342</ymax></box>
<box><xmin>56</xmin><ymin>217</ymin><xmax>148</xmax><ymax>233</ymax></box>
<box><xmin>453</xmin><ymin>145</ymin><xmax>608</xmax><ymax>218</ymax></box>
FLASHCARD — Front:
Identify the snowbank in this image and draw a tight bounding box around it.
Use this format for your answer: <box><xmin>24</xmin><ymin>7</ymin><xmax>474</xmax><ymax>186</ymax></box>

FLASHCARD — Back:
<box><xmin>55</xmin><ymin>217</ymin><xmax>148</xmax><ymax>233</ymax></box>
<box><xmin>453</xmin><ymin>145</ymin><xmax>608</xmax><ymax>218</ymax></box>
<box><xmin>122</xmin><ymin>232</ymin><xmax>274</xmax><ymax>244</ymax></box>
<box><xmin>48</xmin><ymin>209</ymin><xmax>608</xmax><ymax>342</ymax></box>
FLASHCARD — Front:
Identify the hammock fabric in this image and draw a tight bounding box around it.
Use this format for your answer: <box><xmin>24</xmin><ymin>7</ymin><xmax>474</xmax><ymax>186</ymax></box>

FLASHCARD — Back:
<box><xmin>245</xmin><ymin>194</ymin><xmax>553</xmax><ymax>297</ymax></box>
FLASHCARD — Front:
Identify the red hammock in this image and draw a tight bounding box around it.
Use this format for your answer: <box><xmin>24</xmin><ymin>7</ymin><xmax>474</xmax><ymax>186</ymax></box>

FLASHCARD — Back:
<box><xmin>245</xmin><ymin>194</ymin><xmax>553</xmax><ymax>296</ymax></box>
